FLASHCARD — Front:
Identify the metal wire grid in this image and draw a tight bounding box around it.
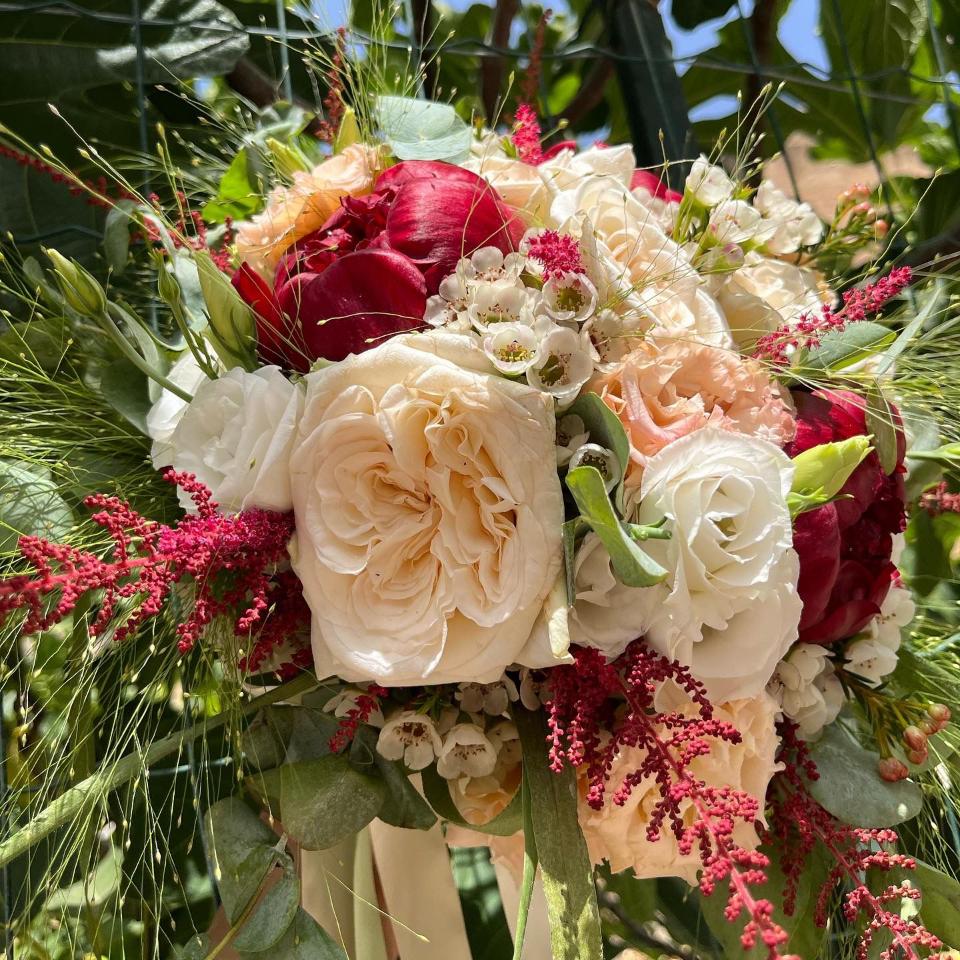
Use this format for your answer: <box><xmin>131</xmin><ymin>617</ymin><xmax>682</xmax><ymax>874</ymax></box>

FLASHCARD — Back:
<box><xmin>0</xmin><ymin>0</ymin><xmax>959</xmax><ymax>954</ymax></box>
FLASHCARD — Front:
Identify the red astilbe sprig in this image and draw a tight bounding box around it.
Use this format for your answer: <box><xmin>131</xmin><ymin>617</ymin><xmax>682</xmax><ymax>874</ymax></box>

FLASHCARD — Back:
<box><xmin>0</xmin><ymin>471</ymin><xmax>295</xmax><ymax>656</ymax></box>
<box><xmin>920</xmin><ymin>480</ymin><xmax>960</xmax><ymax>516</ymax></box>
<box><xmin>317</xmin><ymin>27</ymin><xmax>348</xmax><ymax>143</ymax></box>
<box><xmin>754</xmin><ymin>266</ymin><xmax>912</xmax><ymax>367</ymax></box>
<box><xmin>511</xmin><ymin>103</ymin><xmax>545</xmax><ymax>165</ymax></box>
<box><xmin>329</xmin><ymin>684</ymin><xmax>389</xmax><ymax>754</ymax></box>
<box><xmin>770</xmin><ymin>722</ymin><xmax>941</xmax><ymax>960</ymax></box>
<box><xmin>547</xmin><ymin>643</ymin><xmax>797</xmax><ymax>959</ymax></box>
<box><xmin>520</xmin><ymin>9</ymin><xmax>553</xmax><ymax>105</ymax></box>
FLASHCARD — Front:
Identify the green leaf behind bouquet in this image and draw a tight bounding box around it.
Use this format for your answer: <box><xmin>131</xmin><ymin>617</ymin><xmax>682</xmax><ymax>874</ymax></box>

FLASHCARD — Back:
<box><xmin>376</xmin><ymin>96</ymin><xmax>474</xmax><ymax>164</ymax></box>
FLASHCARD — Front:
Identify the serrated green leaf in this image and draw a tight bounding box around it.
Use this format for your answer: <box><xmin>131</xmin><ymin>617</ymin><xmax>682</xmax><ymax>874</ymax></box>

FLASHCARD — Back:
<box><xmin>376</xmin><ymin>95</ymin><xmax>473</xmax><ymax>163</ymax></box>
<box><xmin>513</xmin><ymin>706</ymin><xmax>602</xmax><ymax>960</ymax></box>
<box><xmin>252</xmin><ymin>755</ymin><xmax>386</xmax><ymax>850</ymax></box>
<box><xmin>807</xmin><ymin>725</ymin><xmax>922</xmax><ymax>828</ymax></box>
<box><xmin>565</xmin><ymin>465</ymin><xmax>668</xmax><ymax>587</ymax></box>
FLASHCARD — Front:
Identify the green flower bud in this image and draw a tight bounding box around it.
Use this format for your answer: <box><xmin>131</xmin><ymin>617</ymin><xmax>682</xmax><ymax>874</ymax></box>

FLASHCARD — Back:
<box><xmin>44</xmin><ymin>249</ymin><xmax>107</xmax><ymax>316</ymax></box>
<box><xmin>791</xmin><ymin>435</ymin><xmax>872</xmax><ymax>502</ymax></box>
<box><xmin>265</xmin><ymin>137</ymin><xmax>310</xmax><ymax>177</ymax></box>
<box><xmin>193</xmin><ymin>249</ymin><xmax>256</xmax><ymax>370</ymax></box>
<box><xmin>333</xmin><ymin>106</ymin><xmax>361</xmax><ymax>153</ymax></box>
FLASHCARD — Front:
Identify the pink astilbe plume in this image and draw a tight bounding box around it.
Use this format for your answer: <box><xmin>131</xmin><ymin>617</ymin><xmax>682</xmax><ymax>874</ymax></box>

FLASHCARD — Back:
<box><xmin>511</xmin><ymin>103</ymin><xmax>545</xmax><ymax>165</ymax></box>
<box><xmin>525</xmin><ymin>229</ymin><xmax>585</xmax><ymax>280</ymax></box>
<box><xmin>770</xmin><ymin>723</ymin><xmax>940</xmax><ymax>960</ymax></box>
<box><xmin>329</xmin><ymin>684</ymin><xmax>389</xmax><ymax>754</ymax></box>
<box><xmin>0</xmin><ymin>471</ymin><xmax>300</xmax><ymax>659</ymax></box>
<box><xmin>547</xmin><ymin>644</ymin><xmax>797</xmax><ymax>959</ymax></box>
<box><xmin>754</xmin><ymin>266</ymin><xmax>912</xmax><ymax>367</ymax></box>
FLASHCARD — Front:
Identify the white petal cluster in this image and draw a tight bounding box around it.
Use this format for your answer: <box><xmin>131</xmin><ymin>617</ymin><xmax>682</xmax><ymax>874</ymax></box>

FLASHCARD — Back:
<box><xmin>843</xmin><ymin>581</ymin><xmax>915</xmax><ymax>686</ymax></box>
<box><xmin>685</xmin><ymin>155</ymin><xmax>735</xmax><ymax>207</ymax></box>
<box><xmin>754</xmin><ymin>180</ymin><xmax>824</xmax><ymax>255</ymax></box>
<box><xmin>768</xmin><ymin>644</ymin><xmax>844</xmax><ymax>739</ymax></box>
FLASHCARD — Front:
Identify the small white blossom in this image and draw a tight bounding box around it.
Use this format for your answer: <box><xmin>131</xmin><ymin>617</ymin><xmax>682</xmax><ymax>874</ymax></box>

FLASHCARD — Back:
<box><xmin>487</xmin><ymin>720</ymin><xmax>522</xmax><ymax>766</ymax></box>
<box><xmin>436</xmin><ymin>723</ymin><xmax>498</xmax><ymax>779</ymax></box>
<box><xmin>843</xmin><ymin>582</ymin><xmax>915</xmax><ymax>686</ymax></box>
<box><xmin>519</xmin><ymin>668</ymin><xmax>547</xmax><ymax>710</ymax></box>
<box><xmin>458</xmin><ymin>246</ymin><xmax>526</xmax><ymax>284</ymax></box>
<box><xmin>769</xmin><ymin>644</ymin><xmax>844</xmax><ymax>739</ymax></box>
<box><xmin>754</xmin><ymin>180</ymin><xmax>824</xmax><ymax>255</ymax></box>
<box><xmin>526</xmin><ymin>325</ymin><xmax>594</xmax><ymax>405</ymax></box>
<box><xmin>708</xmin><ymin>199</ymin><xmax>777</xmax><ymax>247</ymax></box>
<box><xmin>483</xmin><ymin>322</ymin><xmax>543</xmax><ymax>375</ymax></box>
<box><xmin>542</xmin><ymin>273</ymin><xmax>598</xmax><ymax>323</ymax></box>
<box><xmin>685</xmin><ymin>156</ymin><xmax>735</xmax><ymax>207</ymax></box>
<box><xmin>467</xmin><ymin>279</ymin><xmax>538</xmax><ymax>334</ymax></box>
<box><xmin>376</xmin><ymin>711</ymin><xmax>442</xmax><ymax>770</ymax></box>
<box><xmin>556</xmin><ymin>413</ymin><xmax>590</xmax><ymax>467</ymax></box>
<box><xmin>568</xmin><ymin>443</ymin><xmax>621</xmax><ymax>493</ymax></box>
<box><xmin>323</xmin><ymin>687</ymin><xmax>385</xmax><ymax>728</ymax></box>
<box><xmin>456</xmin><ymin>678</ymin><xmax>519</xmax><ymax>717</ymax></box>
<box><xmin>582</xmin><ymin>308</ymin><xmax>645</xmax><ymax>367</ymax></box>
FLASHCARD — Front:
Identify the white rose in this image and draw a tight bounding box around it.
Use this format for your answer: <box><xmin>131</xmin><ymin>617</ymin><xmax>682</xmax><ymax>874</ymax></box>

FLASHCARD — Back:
<box><xmin>549</xmin><ymin>178</ymin><xmax>732</xmax><ymax>349</ymax></box>
<box><xmin>289</xmin><ymin>332</ymin><xmax>564</xmax><ymax>686</ymax></box>
<box><xmin>768</xmin><ymin>644</ymin><xmax>844</xmax><ymax>739</ymax></box>
<box><xmin>843</xmin><ymin>582</ymin><xmax>915</xmax><ymax>686</ymax></box>
<box><xmin>146</xmin><ymin>351</ymin><xmax>213</xmax><ymax>467</ymax></box>
<box><xmin>633</xmin><ymin>429</ymin><xmax>801</xmax><ymax>700</ymax></box>
<box><xmin>580</xmin><ymin>693</ymin><xmax>781</xmax><ymax>882</ymax></box>
<box><xmin>164</xmin><ymin>365</ymin><xmax>302</xmax><ymax>512</ymax></box>
<box><xmin>685</xmin><ymin>155</ymin><xmax>734</xmax><ymax>206</ymax></box>
<box><xmin>712</xmin><ymin>251</ymin><xmax>832</xmax><ymax>351</ymax></box>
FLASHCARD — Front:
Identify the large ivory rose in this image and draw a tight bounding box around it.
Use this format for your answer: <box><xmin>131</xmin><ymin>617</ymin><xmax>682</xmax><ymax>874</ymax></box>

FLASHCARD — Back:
<box><xmin>465</xmin><ymin>136</ymin><xmax>635</xmax><ymax>226</ymax></box>
<box><xmin>711</xmin><ymin>252</ymin><xmax>832</xmax><ymax>351</ymax></box>
<box><xmin>289</xmin><ymin>333</ymin><xmax>564</xmax><ymax>685</ymax></box>
<box><xmin>550</xmin><ymin>177</ymin><xmax>732</xmax><ymax>349</ymax></box>
<box><xmin>235</xmin><ymin>144</ymin><xmax>382</xmax><ymax>278</ymax></box>
<box><xmin>163</xmin><ymin>365</ymin><xmax>302</xmax><ymax>512</ymax></box>
<box><xmin>633</xmin><ymin>428</ymin><xmax>801</xmax><ymax>700</ymax></box>
<box><xmin>580</xmin><ymin>692</ymin><xmax>781</xmax><ymax>882</ymax></box>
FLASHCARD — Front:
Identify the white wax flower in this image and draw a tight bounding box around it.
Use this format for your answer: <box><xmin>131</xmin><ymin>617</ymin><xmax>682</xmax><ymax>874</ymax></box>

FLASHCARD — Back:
<box><xmin>844</xmin><ymin>582</ymin><xmax>915</xmax><ymax>686</ymax></box>
<box><xmin>634</xmin><ymin>429</ymin><xmax>802</xmax><ymax>701</ymax></box>
<box><xmin>436</xmin><ymin>723</ymin><xmax>498</xmax><ymax>779</ymax></box>
<box><xmin>323</xmin><ymin>687</ymin><xmax>385</xmax><ymax>728</ymax></box>
<box><xmin>685</xmin><ymin>156</ymin><xmax>735</xmax><ymax>206</ymax></box>
<box><xmin>290</xmin><ymin>332</ymin><xmax>563</xmax><ymax>686</ymax></box>
<box><xmin>708</xmin><ymin>199</ymin><xmax>777</xmax><ymax>246</ymax></box>
<box><xmin>376</xmin><ymin>711</ymin><xmax>443</xmax><ymax>770</ymax></box>
<box><xmin>555</xmin><ymin>413</ymin><xmax>590</xmax><ymax>467</ymax></box>
<box><xmin>456</xmin><ymin>677</ymin><xmax>519</xmax><ymax>717</ymax></box>
<box><xmin>163</xmin><ymin>365</ymin><xmax>303</xmax><ymax>512</ymax></box>
<box><xmin>754</xmin><ymin>180</ymin><xmax>824</xmax><ymax>255</ymax></box>
<box><xmin>526</xmin><ymin>324</ymin><xmax>595</xmax><ymax>405</ymax></box>
<box><xmin>769</xmin><ymin>644</ymin><xmax>844</xmax><ymax>739</ymax></box>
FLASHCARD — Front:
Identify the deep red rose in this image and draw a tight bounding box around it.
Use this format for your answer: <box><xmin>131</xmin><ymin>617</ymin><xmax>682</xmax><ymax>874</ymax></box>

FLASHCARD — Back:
<box><xmin>787</xmin><ymin>388</ymin><xmax>907</xmax><ymax>646</ymax></box>
<box><xmin>236</xmin><ymin>160</ymin><xmax>523</xmax><ymax>368</ymax></box>
<box><xmin>630</xmin><ymin>169</ymin><xmax>683</xmax><ymax>204</ymax></box>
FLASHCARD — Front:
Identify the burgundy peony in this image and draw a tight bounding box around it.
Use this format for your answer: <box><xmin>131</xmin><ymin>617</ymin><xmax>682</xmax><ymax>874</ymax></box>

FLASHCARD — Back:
<box><xmin>787</xmin><ymin>389</ymin><xmax>907</xmax><ymax>646</ymax></box>
<box><xmin>234</xmin><ymin>160</ymin><xmax>523</xmax><ymax>369</ymax></box>
<box><xmin>630</xmin><ymin>169</ymin><xmax>683</xmax><ymax>204</ymax></box>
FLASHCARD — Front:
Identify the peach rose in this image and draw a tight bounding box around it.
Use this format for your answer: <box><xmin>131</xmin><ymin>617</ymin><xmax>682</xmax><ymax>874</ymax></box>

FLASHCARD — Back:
<box><xmin>579</xmin><ymin>693</ymin><xmax>781</xmax><ymax>882</ymax></box>
<box><xmin>235</xmin><ymin>144</ymin><xmax>382</xmax><ymax>277</ymax></box>
<box><xmin>590</xmin><ymin>338</ymin><xmax>795</xmax><ymax>484</ymax></box>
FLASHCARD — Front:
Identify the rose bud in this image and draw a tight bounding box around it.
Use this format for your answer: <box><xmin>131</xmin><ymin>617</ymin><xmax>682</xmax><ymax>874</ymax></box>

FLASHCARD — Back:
<box><xmin>878</xmin><ymin>757</ymin><xmax>909</xmax><ymax>782</ymax></box>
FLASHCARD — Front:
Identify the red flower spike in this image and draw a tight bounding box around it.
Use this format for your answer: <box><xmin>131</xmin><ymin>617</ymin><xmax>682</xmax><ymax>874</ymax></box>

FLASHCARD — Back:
<box><xmin>525</xmin><ymin>230</ymin><xmax>585</xmax><ymax>280</ymax></box>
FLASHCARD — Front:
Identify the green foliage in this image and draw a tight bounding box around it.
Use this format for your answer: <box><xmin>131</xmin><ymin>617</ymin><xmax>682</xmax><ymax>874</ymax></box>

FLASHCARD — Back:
<box><xmin>376</xmin><ymin>96</ymin><xmax>474</xmax><ymax>163</ymax></box>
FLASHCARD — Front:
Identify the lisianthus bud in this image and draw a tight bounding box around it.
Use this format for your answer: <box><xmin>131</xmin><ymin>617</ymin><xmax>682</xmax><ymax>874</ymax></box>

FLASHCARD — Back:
<box><xmin>878</xmin><ymin>756</ymin><xmax>909</xmax><ymax>782</ymax></box>
<box><xmin>903</xmin><ymin>725</ymin><xmax>927</xmax><ymax>752</ymax></box>
<box><xmin>45</xmin><ymin>249</ymin><xmax>108</xmax><ymax>316</ymax></box>
<box><xmin>790</xmin><ymin>435</ymin><xmax>873</xmax><ymax>502</ymax></box>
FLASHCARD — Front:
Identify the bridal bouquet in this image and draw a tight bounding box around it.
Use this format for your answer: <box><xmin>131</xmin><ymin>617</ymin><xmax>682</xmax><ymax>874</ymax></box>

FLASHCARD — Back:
<box><xmin>1</xmin><ymin>79</ymin><xmax>959</xmax><ymax>960</ymax></box>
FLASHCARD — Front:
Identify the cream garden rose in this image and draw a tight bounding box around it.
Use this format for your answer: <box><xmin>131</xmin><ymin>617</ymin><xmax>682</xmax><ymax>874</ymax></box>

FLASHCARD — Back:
<box><xmin>289</xmin><ymin>333</ymin><xmax>564</xmax><ymax>686</ymax></box>
<box><xmin>162</xmin><ymin>365</ymin><xmax>303</xmax><ymax>513</ymax></box>
<box><xmin>580</xmin><ymin>692</ymin><xmax>781</xmax><ymax>881</ymax></box>
<box><xmin>633</xmin><ymin>428</ymin><xmax>802</xmax><ymax>701</ymax></box>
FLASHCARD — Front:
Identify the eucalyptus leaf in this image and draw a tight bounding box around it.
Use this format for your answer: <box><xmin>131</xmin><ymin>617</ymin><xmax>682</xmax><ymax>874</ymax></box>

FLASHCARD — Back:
<box><xmin>513</xmin><ymin>706</ymin><xmax>603</xmax><ymax>960</ymax></box>
<box><xmin>565</xmin><ymin>465</ymin><xmax>667</xmax><ymax>587</ymax></box>
<box><xmin>230</xmin><ymin>870</ymin><xmax>301</xmax><ymax>953</ymax></box>
<box><xmin>252</xmin><ymin>755</ymin><xmax>387</xmax><ymax>850</ymax></box>
<box><xmin>0</xmin><ymin>459</ymin><xmax>75</xmax><ymax>552</ymax></box>
<box><xmin>240</xmin><ymin>908</ymin><xmax>347</xmax><ymax>960</ymax></box>
<box><xmin>376</xmin><ymin>95</ymin><xmax>473</xmax><ymax>163</ymax></box>
<box><xmin>799</xmin><ymin>321</ymin><xmax>896</xmax><ymax>372</ymax></box>
<box><xmin>807</xmin><ymin>725</ymin><xmax>922</xmax><ymax>828</ymax></box>
<box><xmin>875</xmin><ymin>280</ymin><xmax>945</xmax><ymax>377</ymax></box>
<box><xmin>865</xmin><ymin>383</ymin><xmax>900</xmax><ymax>475</ymax></box>
<box><xmin>565</xmin><ymin>392</ymin><xmax>630</xmax><ymax>490</ymax></box>
<box><xmin>914</xmin><ymin>860</ymin><xmax>960</xmax><ymax>945</ymax></box>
